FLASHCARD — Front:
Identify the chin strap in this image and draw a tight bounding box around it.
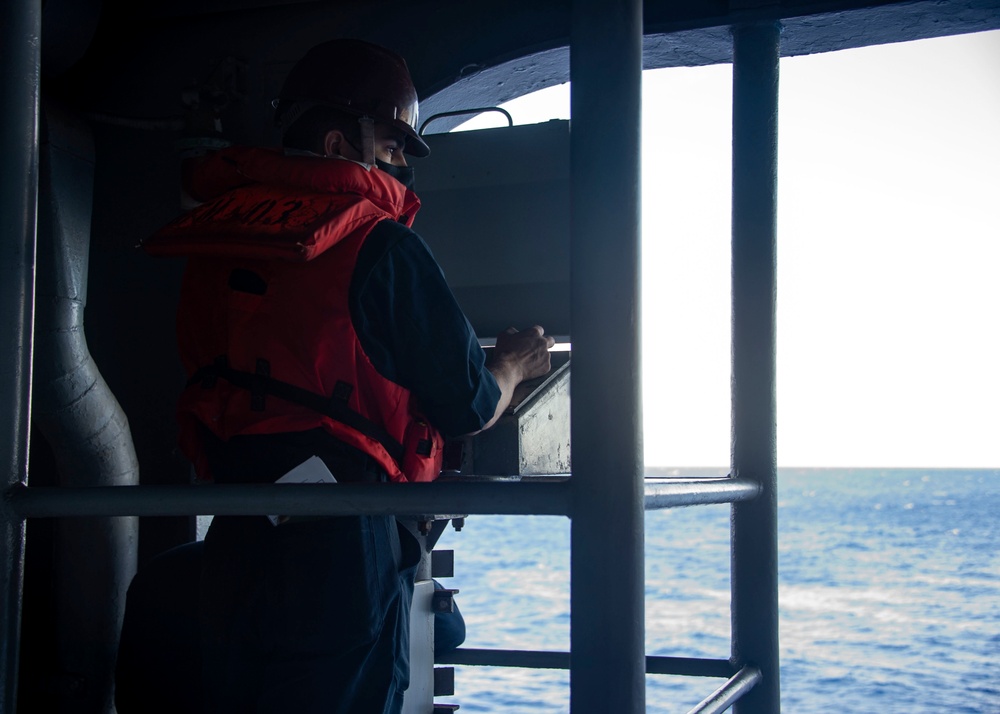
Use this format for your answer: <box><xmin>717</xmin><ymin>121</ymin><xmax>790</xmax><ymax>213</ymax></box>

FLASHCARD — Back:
<box><xmin>358</xmin><ymin>116</ymin><xmax>376</xmax><ymax>166</ymax></box>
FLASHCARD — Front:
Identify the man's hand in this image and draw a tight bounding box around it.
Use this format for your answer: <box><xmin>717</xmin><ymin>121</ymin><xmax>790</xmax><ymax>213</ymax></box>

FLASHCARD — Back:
<box><xmin>476</xmin><ymin>325</ymin><xmax>556</xmax><ymax>433</ymax></box>
<box><xmin>491</xmin><ymin>325</ymin><xmax>556</xmax><ymax>384</ymax></box>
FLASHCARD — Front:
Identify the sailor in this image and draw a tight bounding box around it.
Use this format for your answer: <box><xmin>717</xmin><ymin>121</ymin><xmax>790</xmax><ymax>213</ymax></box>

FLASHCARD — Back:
<box><xmin>143</xmin><ymin>38</ymin><xmax>553</xmax><ymax>713</ymax></box>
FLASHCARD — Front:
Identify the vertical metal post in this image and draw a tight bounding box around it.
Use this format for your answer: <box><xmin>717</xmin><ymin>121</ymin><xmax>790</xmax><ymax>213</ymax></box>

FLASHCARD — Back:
<box><xmin>569</xmin><ymin>0</ymin><xmax>644</xmax><ymax>712</ymax></box>
<box><xmin>0</xmin><ymin>0</ymin><xmax>41</xmax><ymax>710</ymax></box>
<box><xmin>730</xmin><ymin>22</ymin><xmax>781</xmax><ymax>714</ymax></box>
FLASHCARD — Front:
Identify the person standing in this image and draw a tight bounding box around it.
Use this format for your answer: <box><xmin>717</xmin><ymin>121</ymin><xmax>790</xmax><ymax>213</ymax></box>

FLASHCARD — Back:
<box><xmin>140</xmin><ymin>38</ymin><xmax>553</xmax><ymax>713</ymax></box>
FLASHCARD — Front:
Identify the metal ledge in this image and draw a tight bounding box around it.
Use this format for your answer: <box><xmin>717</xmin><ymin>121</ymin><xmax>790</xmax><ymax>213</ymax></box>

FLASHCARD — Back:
<box><xmin>5</xmin><ymin>476</ymin><xmax>760</xmax><ymax>520</ymax></box>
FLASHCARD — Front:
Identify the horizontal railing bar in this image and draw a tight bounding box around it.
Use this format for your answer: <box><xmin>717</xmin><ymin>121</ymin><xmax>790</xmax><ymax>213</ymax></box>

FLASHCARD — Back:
<box><xmin>686</xmin><ymin>665</ymin><xmax>762</xmax><ymax>714</ymax></box>
<box><xmin>437</xmin><ymin>648</ymin><xmax>569</xmax><ymax>669</ymax></box>
<box><xmin>6</xmin><ymin>477</ymin><xmax>760</xmax><ymax>520</ymax></box>
<box><xmin>646</xmin><ymin>655</ymin><xmax>737</xmax><ymax>678</ymax></box>
<box><xmin>436</xmin><ymin>648</ymin><xmax>735</xmax><ymax>678</ymax></box>
<box><xmin>644</xmin><ymin>477</ymin><xmax>760</xmax><ymax>510</ymax></box>
<box><xmin>5</xmin><ymin>481</ymin><xmax>572</xmax><ymax>519</ymax></box>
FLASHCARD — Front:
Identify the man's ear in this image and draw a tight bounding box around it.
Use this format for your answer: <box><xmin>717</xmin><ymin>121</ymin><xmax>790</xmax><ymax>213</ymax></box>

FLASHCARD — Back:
<box><xmin>323</xmin><ymin>129</ymin><xmax>345</xmax><ymax>157</ymax></box>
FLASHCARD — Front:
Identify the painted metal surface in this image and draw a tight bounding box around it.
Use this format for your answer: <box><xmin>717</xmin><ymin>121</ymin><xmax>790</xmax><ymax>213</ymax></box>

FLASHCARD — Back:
<box><xmin>0</xmin><ymin>1</ymin><xmax>40</xmax><ymax>710</ymax></box>
<box><xmin>463</xmin><ymin>354</ymin><xmax>572</xmax><ymax>476</ymax></box>
<box><xmin>644</xmin><ymin>477</ymin><xmax>759</xmax><ymax>509</ymax></box>
<box><xmin>730</xmin><ymin>21</ymin><xmax>782</xmax><ymax>714</ymax></box>
<box><xmin>415</xmin><ymin>120</ymin><xmax>572</xmax><ymax>338</ymax></box>
<box><xmin>568</xmin><ymin>0</ymin><xmax>646</xmax><ymax>711</ymax></box>
<box><xmin>441</xmin><ymin>649</ymin><xmax>738</xmax><ymax>679</ymax></box>
<box><xmin>8</xmin><ymin>482</ymin><xmax>573</xmax><ymax>519</ymax></box>
<box><xmin>8</xmin><ymin>477</ymin><xmax>757</xmax><ymax>519</ymax></box>
<box><xmin>35</xmin><ymin>100</ymin><xmax>140</xmax><ymax>714</ymax></box>
<box><xmin>689</xmin><ymin>666</ymin><xmax>764</xmax><ymax>714</ymax></box>
<box><xmin>401</xmin><ymin>579</ymin><xmax>435</xmax><ymax>714</ymax></box>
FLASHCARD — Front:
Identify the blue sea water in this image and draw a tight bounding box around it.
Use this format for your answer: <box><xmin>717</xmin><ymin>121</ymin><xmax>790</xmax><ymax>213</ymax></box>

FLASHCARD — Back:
<box><xmin>431</xmin><ymin>469</ymin><xmax>1000</xmax><ymax>713</ymax></box>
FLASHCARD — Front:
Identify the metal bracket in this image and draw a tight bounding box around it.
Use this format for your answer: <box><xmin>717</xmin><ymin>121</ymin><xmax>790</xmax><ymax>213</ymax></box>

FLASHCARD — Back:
<box><xmin>433</xmin><ymin>667</ymin><xmax>455</xmax><ymax>697</ymax></box>
<box><xmin>431</xmin><ymin>549</ymin><xmax>454</xmax><ymax>578</ymax></box>
<box><xmin>432</xmin><ymin>588</ymin><xmax>459</xmax><ymax>614</ymax></box>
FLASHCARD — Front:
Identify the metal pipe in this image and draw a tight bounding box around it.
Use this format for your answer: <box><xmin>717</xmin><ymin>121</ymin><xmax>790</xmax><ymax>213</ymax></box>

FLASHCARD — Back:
<box><xmin>0</xmin><ymin>1</ymin><xmax>40</xmax><ymax>710</ymax></box>
<box><xmin>569</xmin><ymin>0</ymin><xmax>645</xmax><ymax>711</ymax></box>
<box><xmin>729</xmin><ymin>21</ymin><xmax>782</xmax><ymax>714</ymax></box>
<box><xmin>438</xmin><ymin>648</ymin><xmax>570</xmax><ymax>670</ymax></box>
<box><xmin>7</xmin><ymin>477</ymin><xmax>760</xmax><ymax>519</ymax></box>
<box><xmin>438</xmin><ymin>649</ymin><xmax>735</xmax><ymax>679</ymax></box>
<box><xmin>35</xmin><ymin>99</ymin><xmax>139</xmax><ymax>714</ymax></box>
<box><xmin>645</xmin><ymin>656</ymin><xmax>735</xmax><ymax>678</ymax></box>
<box><xmin>644</xmin><ymin>478</ymin><xmax>759</xmax><ymax>509</ymax></box>
<box><xmin>7</xmin><ymin>481</ymin><xmax>573</xmax><ymax>519</ymax></box>
<box><xmin>687</xmin><ymin>666</ymin><xmax>762</xmax><ymax>714</ymax></box>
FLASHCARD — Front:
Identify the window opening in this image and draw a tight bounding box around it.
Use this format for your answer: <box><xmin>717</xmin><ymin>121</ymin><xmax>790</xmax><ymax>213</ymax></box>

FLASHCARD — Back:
<box><xmin>434</xmin><ymin>29</ymin><xmax>999</xmax><ymax>713</ymax></box>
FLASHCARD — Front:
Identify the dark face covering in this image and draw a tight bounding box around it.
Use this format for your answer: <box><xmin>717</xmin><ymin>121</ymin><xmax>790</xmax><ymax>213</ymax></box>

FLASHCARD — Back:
<box><xmin>375</xmin><ymin>159</ymin><xmax>416</xmax><ymax>192</ymax></box>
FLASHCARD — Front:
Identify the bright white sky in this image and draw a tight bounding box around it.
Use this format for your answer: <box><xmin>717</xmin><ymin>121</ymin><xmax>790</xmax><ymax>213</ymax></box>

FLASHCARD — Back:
<box><xmin>457</xmin><ymin>29</ymin><xmax>1000</xmax><ymax>469</ymax></box>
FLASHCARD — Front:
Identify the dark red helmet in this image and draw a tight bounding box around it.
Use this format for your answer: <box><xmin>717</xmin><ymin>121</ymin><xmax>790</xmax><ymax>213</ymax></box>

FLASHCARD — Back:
<box><xmin>274</xmin><ymin>38</ymin><xmax>430</xmax><ymax>157</ymax></box>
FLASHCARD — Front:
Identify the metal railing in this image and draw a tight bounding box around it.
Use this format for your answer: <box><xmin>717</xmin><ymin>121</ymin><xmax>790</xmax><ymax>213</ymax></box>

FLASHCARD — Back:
<box><xmin>0</xmin><ymin>0</ymin><xmax>781</xmax><ymax>711</ymax></box>
<box><xmin>6</xmin><ymin>477</ymin><xmax>759</xmax><ymax>520</ymax></box>
<box><xmin>4</xmin><ymin>477</ymin><xmax>766</xmax><ymax>713</ymax></box>
<box><xmin>0</xmin><ymin>1</ymin><xmax>40</xmax><ymax>712</ymax></box>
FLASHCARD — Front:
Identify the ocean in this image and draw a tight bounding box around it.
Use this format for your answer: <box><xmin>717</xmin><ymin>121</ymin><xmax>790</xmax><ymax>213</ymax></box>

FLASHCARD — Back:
<box><xmin>430</xmin><ymin>469</ymin><xmax>1000</xmax><ymax>713</ymax></box>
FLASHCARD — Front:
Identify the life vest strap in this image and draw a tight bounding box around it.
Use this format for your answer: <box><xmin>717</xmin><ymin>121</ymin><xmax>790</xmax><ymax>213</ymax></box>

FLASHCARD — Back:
<box><xmin>187</xmin><ymin>357</ymin><xmax>405</xmax><ymax>465</ymax></box>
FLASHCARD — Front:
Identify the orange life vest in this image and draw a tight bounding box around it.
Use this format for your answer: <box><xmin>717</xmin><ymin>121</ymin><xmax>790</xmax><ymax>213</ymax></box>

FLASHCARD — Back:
<box><xmin>144</xmin><ymin>147</ymin><xmax>444</xmax><ymax>483</ymax></box>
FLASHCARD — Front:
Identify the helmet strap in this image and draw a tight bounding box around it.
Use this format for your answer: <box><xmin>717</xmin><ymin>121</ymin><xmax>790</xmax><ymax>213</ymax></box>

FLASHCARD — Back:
<box><xmin>275</xmin><ymin>100</ymin><xmax>315</xmax><ymax>132</ymax></box>
<box><xmin>359</xmin><ymin>116</ymin><xmax>376</xmax><ymax>165</ymax></box>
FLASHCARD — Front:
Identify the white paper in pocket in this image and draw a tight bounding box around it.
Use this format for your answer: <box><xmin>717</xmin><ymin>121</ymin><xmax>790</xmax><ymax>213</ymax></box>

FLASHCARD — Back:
<box><xmin>268</xmin><ymin>455</ymin><xmax>338</xmax><ymax>525</ymax></box>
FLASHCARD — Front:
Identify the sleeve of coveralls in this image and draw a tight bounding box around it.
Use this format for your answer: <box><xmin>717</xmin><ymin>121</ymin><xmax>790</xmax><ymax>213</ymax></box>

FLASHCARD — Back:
<box><xmin>350</xmin><ymin>221</ymin><xmax>501</xmax><ymax>438</ymax></box>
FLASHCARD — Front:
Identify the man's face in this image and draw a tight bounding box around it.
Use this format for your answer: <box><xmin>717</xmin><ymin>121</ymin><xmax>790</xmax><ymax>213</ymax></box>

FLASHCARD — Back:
<box><xmin>323</xmin><ymin>122</ymin><xmax>408</xmax><ymax>167</ymax></box>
